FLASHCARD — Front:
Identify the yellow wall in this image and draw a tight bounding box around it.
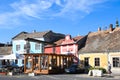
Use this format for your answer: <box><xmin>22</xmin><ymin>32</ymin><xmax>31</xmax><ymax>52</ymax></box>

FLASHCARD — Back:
<box><xmin>79</xmin><ymin>53</ymin><xmax>108</xmax><ymax>69</ymax></box>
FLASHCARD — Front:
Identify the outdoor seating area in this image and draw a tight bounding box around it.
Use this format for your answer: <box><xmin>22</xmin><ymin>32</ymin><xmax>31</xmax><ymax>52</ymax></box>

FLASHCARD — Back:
<box><xmin>0</xmin><ymin>65</ymin><xmax>24</xmax><ymax>75</ymax></box>
<box><xmin>24</xmin><ymin>53</ymin><xmax>75</xmax><ymax>74</ymax></box>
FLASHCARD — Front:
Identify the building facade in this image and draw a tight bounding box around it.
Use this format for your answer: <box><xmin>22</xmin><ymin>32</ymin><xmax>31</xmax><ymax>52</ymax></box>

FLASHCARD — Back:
<box><xmin>79</xmin><ymin>22</ymin><xmax>120</xmax><ymax>74</ymax></box>
<box><xmin>12</xmin><ymin>30</ymin><xmax>65</xmax><ymax>66</ymax></box>
<box><xmin>45</xmin><ymin>35</ymin><xmax>84</xmax><ymax>64</ymax></box>
<box><xmin>44</xmin><ymin>39</ymin><xmax>63</xmax><ymax>54</ymax></box>
<box><xmin>0</xmin><ymin>44</ymin><xmax>13</xmax><ymax>67</ymax></box>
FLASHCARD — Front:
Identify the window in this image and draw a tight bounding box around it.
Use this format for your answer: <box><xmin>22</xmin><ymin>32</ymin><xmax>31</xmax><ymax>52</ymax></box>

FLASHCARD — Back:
<box><xmin>95</xmin><ymin>58</ymin><xmax>100</xmax><ymax>66</ymax></box>
<box><xmin>41</xmin><ymin>44</ymin><xmax>44</xmax><ymax>53</ymax></box>
<box><xmin>15</xmin><ymin>60</ymin><xmax>18</xmax><ymax>64</ymax></box>
<box><xmin>113</xmin><ymin>57</ymin><xmax>120</xmax><ymax>67</ymax></box>
<box><xmin>16</xmin><ymin>45</ymin><xmax>20</xmax><ymax>51</ymax></box>
<box><xmin>24</xmin><ymin>44</ymin><xmax>26</xmax><ymax>49</ymax></box>
<box><xmin>84</xmin><ymin>57</ymin><xmax>89</xmax><ymax>66</ymax></box>
<box><xmin>2</xmin><ymin>60</ymin><xmax>6</xmax><ymax>65</ymax></box>
<box><xmin>35</xmin><ymin>43</ymin><xmax>40</xmax><ymax>50</ymax></box>
<box><xmin>22</xmin><ymin>60</ymin><xmax>24</xmax><ymax>64</ymax></box>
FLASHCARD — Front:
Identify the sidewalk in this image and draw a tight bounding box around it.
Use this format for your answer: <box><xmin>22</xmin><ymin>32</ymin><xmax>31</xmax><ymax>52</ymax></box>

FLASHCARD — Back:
<box><xmin>109</xmin><ymin>73</ymin><xmax>120</xmax><ymax>79</ymax></box>
<box><xmin>79</xmin><ymin>73</ymin><xmax>120</xmax><ymax>79</ymax></box>
<box><xmin>3</xmin><ymin>73</ymin><xmax>120</xmax><ymax>79</ymax></box>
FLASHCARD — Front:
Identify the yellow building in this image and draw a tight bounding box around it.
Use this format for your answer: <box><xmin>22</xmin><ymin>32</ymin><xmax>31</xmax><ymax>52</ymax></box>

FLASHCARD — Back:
<box><xmin>79</xmin><ymin>21</ymin><xmax>120</xmax><ymax>74</ymax></box>
<box><xmin>79</xmin><ymin>53</ymin><xmax>108</xmax><ymax>70</ymax></box>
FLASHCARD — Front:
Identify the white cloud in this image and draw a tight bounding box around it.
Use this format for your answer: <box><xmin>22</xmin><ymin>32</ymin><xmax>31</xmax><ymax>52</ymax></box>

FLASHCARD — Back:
<box><xmin>0</xmin><ymin>0</ymin><xmax>108</xmax><ymax>28</ymax></box>
<box><xmin>55</xmin><ymin>0</ymin><xmax>108</xmax><ymax>15</ymax></box>
<box><xmin>11</xmin><ymin>0</ymin><xmax>108</xmax><ymax>18</ymax></box>
<box><xmin>0</xmin><ymin>12</ymin><xmax>22</xmax><ymax>29</ymax></box>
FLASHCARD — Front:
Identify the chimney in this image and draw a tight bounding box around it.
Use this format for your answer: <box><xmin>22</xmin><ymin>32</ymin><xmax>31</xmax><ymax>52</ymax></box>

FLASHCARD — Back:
<box><xmin>116</xmin><ymin>19</ymin><xmax>119</xmax><ymax>27</ymax></box>
<box><xmin>109</xmin><ymin>24</ymin><xmax>113</xmax><ymax>32</ymax></box>
<box><xmin>32</xmin><ymin>30</ymin><xmax>36</xmax><ymax>33</ymax></box>
<box><xmin>98</xmin><ymin>27</ymin><xmax>101</xmax><ymax>32</ymax></box>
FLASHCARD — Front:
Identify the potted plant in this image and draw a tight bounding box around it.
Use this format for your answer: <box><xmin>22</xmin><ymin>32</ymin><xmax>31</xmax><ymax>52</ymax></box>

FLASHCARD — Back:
<box><xmin>88</xmin><ymin>67</ymin><xmax>106</xmax><ymax>77</ymax></box>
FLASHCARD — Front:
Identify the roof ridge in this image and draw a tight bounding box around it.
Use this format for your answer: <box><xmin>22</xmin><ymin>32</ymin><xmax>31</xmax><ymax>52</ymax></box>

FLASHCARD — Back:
<box><xmin>28</xmin><ymin>30</ymin><xmax>51</xmax><ymax>34</ymax></box>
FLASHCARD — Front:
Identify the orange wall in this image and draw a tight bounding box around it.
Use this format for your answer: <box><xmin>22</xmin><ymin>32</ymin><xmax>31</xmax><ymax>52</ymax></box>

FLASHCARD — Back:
<box><xmin>44</xmin><ymin>47</ymin><xmax>53</xmax><ymax>54</ymax></box>
<box><xmin>44</xmin><ymin>46</ymin><xmax>61</xmax><ymax>54</ymax></box>
<box><xmin>55</xmin><ymin>46</ymin><xmax>61</xmax><ymax>54</ymax></box>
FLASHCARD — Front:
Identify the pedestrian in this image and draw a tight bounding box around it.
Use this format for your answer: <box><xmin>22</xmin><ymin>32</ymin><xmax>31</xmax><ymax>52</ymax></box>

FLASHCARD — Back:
<box><xmin>108</xmin><ymin>61</ymin><xmax>112</xmax><ymax>75</ymax></box>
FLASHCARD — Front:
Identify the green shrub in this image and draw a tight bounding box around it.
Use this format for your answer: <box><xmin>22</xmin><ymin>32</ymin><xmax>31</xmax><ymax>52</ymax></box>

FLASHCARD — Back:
<box><xmin>88</xmin><ymin>67</ymin><xmax>106</xmax><ymax>73</ymax></box>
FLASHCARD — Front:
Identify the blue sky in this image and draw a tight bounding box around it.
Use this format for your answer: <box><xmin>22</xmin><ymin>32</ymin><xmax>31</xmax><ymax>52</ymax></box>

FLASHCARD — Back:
<box><xmin>0</xmin><ymin>0</ymin><xmax>120</xmax><ymax>43</ymax></box>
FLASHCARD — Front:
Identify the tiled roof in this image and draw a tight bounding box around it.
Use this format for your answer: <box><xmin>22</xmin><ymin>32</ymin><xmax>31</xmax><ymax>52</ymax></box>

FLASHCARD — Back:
<box><xmin>45</xmin><ymin>39</ymin><xmax>64</xmax><ymax>47</ymax></box>
<box><xmin>79</xmin><ymin>27</ymin><xmax>120</xmax><ymax>53</ymax></box>
<box><xmin>45</xmin><ymin>35</ymin><xmax>84</xmax><ymax>47</ymax></box>
<box><xmin>0</xmin><ymin>46</ymin><xmax>12</xmax><ymax>55</ymax></box>
<box><xmin>73</xmin><ymin>36</ymin><xmax>84</xmax><ymax>42</ymax></box>
<box><xmin>12</xmin><ymin>30</ymin><xmax>51</xmax><ymax>40</ymax></box>
<box><xmin>27</xmin><ymin>30</ymin><xmax>50</xmax><ymax>38</ymax></box>
<box><xmin>54</xmin><ymin>39</ymin><xmax>64</xmax><ymax>45</ymax></box>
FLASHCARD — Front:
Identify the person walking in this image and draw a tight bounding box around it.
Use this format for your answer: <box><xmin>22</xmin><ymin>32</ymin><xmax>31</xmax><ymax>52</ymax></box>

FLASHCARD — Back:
<box><xmin>108</xmin><ymin>61</ymin><xmax>112</xmax><ymax>76</ymax></box>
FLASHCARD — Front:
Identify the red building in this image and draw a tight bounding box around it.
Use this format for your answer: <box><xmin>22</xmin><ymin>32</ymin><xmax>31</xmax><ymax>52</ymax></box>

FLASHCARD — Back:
<box><xmin>44</xmin><ymin>35</ymin><xmax>84</xmax><ymax>63</ymax></box>
<box><xmin>44</xmin><ymin>39</ymin><xmax>64</xmax><ymax>54</ymax></box>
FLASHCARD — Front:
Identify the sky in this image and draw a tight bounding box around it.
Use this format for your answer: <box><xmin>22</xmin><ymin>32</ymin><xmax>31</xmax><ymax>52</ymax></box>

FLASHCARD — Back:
<box><xmin>0</xmin><ymin>0</ymin><xmax>120</xmax><ymax>43</ymax></box>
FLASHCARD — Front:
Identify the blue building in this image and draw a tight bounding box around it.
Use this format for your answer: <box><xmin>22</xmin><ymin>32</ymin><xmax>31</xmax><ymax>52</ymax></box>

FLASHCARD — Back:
<box><xmin>12</xmin><ymin>30</ymin><xmax>65</xmax><ymax>67</ymax></box>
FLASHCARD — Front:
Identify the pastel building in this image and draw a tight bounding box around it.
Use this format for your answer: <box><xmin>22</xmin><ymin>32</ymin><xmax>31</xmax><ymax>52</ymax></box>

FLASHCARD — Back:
<box><xmin>12</xmin><ymin>30</ymin><xmax>65</xmax><ymax>66</ymax></box>
<box><xmin>0</xmin><ymin>44</ymin><xmax>13</xmax><ymax>67</ymax></box>
<box><xmin>44</xmin><ymin>35</ymin><xmax>85</xmax><ymax>63</ymax></box>
<box><xmin>79</xmin><ymin>20</ymin><xmax>120</xmax><ymax>74</ymax></box>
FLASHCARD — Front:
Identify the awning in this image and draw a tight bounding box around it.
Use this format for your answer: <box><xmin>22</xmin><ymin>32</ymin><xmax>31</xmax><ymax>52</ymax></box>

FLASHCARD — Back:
<box><xmin>0</xmin><ymin>53</ymin><xmax>25</xmax><ymax>60</ymax></box>
<box><xmin>0</xmin><ymin>54</ymin><xmax>16</xmax><ymax>60</ymax></box>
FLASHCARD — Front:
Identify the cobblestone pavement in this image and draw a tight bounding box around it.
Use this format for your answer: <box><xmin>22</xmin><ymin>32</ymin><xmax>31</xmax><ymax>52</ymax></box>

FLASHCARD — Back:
<box><xmin>0</xmin><ymin>74</ymin><xmax>120</xmax><ymax>80</ymax></box>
